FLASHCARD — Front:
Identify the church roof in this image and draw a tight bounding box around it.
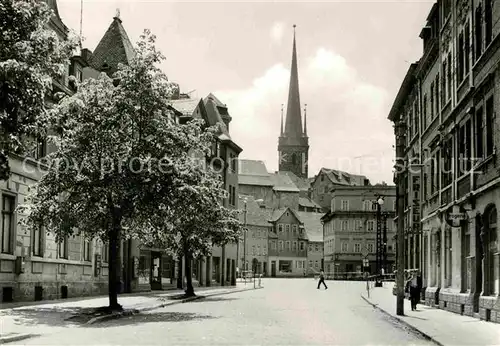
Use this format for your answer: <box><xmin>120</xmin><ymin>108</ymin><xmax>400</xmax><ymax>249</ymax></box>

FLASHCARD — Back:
<box><xmin>277</xmin><ymin>171</ymin><xmax>310</xmax><ymax>191</ymax></box>
<box><xmin>91</xmin><ymin>16</ymin><xmax>136</xmax><ymax>74</ymax></box>
<box><xmin>270</xmin><ymin>173</ymin><xmax>300</xmax><ymax>192</ymax></box>
<box><xmin>238</xmin><ymin>160</ymin><xmax>274</xmax><ymax>186</ymax></box>
<box><xmin>283</xmin><ymin>25</ymin><xmax>305</xmax><ymax>141</ymax></box>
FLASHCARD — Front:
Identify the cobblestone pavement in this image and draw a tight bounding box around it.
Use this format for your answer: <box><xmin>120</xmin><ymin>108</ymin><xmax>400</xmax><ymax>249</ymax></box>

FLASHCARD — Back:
<box><xmin>9</xmin><ymin>279</ymin><xmax>434</xmax><ymax>346</ymax></box>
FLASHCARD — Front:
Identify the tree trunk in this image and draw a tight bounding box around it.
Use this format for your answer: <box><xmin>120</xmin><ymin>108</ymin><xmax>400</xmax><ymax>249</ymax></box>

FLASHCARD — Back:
<box><xmin>107</xmin><ymin>195</ymin><xmax>123</xmax><ymax>311</ymax></box>
<box><xmin>176</xmin><ymin>254</ymin><xmax>183</xmax><ymax>289</ymax></box>
<box><xmin>184</xmin><ymin>247</ymin><xmax>195</xmax><ymax>297</ymax></box>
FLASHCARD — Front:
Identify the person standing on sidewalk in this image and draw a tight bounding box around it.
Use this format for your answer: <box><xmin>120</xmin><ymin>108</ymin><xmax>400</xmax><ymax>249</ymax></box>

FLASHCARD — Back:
<box><xmin>409</xmin><ymin>271</ymin><xmax>422</xmax><ymax>310</ymax></box>
<box><xmin>317</xmin><ymin>270</ymin><xmax>328</xmax><ymax>290</ymax></box>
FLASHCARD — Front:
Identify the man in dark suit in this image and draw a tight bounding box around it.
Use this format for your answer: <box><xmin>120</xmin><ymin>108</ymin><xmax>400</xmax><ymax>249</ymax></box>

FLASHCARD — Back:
<box><xmin>317</xmin><ymin>270</ymin><xmax>328</xmax><ymax>290</ymax></box>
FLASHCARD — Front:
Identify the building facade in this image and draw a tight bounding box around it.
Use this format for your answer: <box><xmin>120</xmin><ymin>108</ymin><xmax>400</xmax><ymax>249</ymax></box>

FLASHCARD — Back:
<box><xmin>310</xmin><ymin>168</ymin><xmax>370</xmax><ymax>212</ymax></box>
<box><xmin>388</xmin><ymin>0</ymin><xmax>500</xmax><ymax>323</ymax></box>
<box><xmin>322</xmin><ymin>186</ymin><xmax>396</xmax><ymax>278</ymax></box>
<box><xmin>268</xmin><ymin>208</ymin><xmax>308</xmax><ymax>277</ymax></box>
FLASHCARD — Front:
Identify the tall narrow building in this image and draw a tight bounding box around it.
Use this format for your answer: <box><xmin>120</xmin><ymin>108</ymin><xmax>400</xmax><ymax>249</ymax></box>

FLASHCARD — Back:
<box><xmin>278</xmin><ymin>25</ymin><xmax>309</xmax><ymax>179</ymax></box>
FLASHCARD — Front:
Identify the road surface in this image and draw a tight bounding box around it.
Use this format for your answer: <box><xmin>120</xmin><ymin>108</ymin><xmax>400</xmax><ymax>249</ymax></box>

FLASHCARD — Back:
<box><xmin>10</xmin><ymin>279</ymin><xmax>433</xmax><ymax>345</ymax></box>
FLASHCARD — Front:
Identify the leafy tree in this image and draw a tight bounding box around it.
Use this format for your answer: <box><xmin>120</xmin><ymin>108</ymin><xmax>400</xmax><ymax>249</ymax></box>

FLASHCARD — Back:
<box><xmin>144</xmin><ymin>148</ymin><xmax>243</xmax><ymax>297</ymax></box>
<box><xmin>0</xmin><ymin>0</ymin><xmax>78</xmax><ymax>180</ymax></box>
<box><xmin>19</xmin><ymin>30</ymin><xmax>210</xmax><ymax>311</ymax></box>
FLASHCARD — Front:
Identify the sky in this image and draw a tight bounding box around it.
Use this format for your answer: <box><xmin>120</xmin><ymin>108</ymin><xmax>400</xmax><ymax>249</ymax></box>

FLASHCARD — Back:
<box><xmin>57</xmin><ymin>0</ymin><xmax>435</xmax><ymax>184</ymax></box>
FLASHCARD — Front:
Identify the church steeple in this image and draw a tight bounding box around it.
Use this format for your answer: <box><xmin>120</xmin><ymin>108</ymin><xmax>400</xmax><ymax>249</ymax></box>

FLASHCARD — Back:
<box><xmin>284</xmin><ymin>24</ymin><xmax>303</xmax><ymax>139</ymax></box>
<box><xmin>277</xmin><ymin>25</ymin><xmax>309</xmax><ymax>179</ymax></box>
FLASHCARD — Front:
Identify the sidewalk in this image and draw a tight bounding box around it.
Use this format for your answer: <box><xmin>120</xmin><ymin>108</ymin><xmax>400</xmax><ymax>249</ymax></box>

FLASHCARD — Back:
<box><xmin>0</xmin><ymin>283</ymin><xmax>262</xmax><ymax>344</ymax></box>
<box><xmin>361</xmin><ymin>282</ymin><xmax>500</xmax><ymax>346</ymax></box>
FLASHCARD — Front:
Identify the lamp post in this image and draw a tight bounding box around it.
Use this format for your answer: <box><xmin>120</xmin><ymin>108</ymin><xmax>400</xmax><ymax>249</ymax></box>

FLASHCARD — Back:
<box><xmin>395</xmin><ymin>119</ymin><xmax>407</xmax><ymax>316</ymax></box>
<box><xmin>375</xmin><ymin>196</ymin><xmax>384</xmax><ymax>287</ymax></box>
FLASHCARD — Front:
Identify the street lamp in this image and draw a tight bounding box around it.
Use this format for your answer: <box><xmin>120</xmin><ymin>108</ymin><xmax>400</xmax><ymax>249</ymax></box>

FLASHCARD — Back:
<box><xmin>375</xmin><ymin>196</ymin><xmax>384</xmax><ymax>287</ymax></box>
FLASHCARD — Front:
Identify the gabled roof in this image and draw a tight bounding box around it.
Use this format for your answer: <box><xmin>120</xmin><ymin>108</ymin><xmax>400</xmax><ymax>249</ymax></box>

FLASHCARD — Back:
<box><xmin>268</xmin><ymin>207</ymin><xmax>303</xmax><ymax>224</ymax></box>
<box><xmin>169</xmin><ymin>98</ymin><xmax>202</xmax><ymax>117</ymax></box>
<box><xmin>238</xmin><ymin>196</ymin><xmax>272</xmax><ymax>227</ymax></box>
<box><xmin>203</xmin><ymin>94</ymin><xmax>230</xmax><ymax>137</ymax></box>
<box><xmin>270</xmin><ymin>173</ymin><xmax>300</xmax><ymax>192</ymax></box>
<box><xmin>297</xmin><ymin>212</ymin><xmax>324</xmax><ymax>242</ymax></box>
<box><xmin>238</xmin><ymin>160</ymin><xmax>274</xmax><ymax>186</ymax></box>
<box><xmin>298</xmin><ymin>197</ymin><xmax>321</xmax><ymax>209</ymax></box>
<box><xmin>277</xmin><ymin>171</ymin><xmax>310</xmax><ymax>191</ymax></box>
<box><xmin>312</xmin><ymin>167</ymin><xmax>369</xmax><ymax>187</ymax></box>
<box><xmin>91</xmin><ymin>16</ymin><xmax>136</xmax><ymax>74</ymax></box>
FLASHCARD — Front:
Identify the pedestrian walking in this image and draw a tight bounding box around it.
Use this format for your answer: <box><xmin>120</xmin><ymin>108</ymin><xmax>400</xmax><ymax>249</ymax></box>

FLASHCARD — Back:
<box><xmin>408</xmin><ymin>271</ymin><xmax>422</xmax><ymax>311</ymax></box>
<box><xmin>317</xmin><ymin>270</ymin><xmax>328</xmax><ymax>290</ymax></box>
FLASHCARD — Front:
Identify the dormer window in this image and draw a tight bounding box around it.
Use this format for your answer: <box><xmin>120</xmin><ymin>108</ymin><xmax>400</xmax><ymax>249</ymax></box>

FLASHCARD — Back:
<box><xmin>75</xmin><ymin>69</ymin><xmax>82</xmax><ymax>82</ymax></box>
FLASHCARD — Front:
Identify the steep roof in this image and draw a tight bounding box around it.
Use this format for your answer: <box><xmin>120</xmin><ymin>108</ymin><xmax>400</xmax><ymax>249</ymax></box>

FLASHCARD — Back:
<box><xmin>297</xmin><ymin>212</ymin><xmax>324</xmax><ymax>242</ymax></box>
<box><xmin>314</xmin><ymin>167</ymin><xmax>369</xmax><ymax>187</ymax></box>
<box><xmin>203</xmin><ymin>95</ymin><xmax>230</xmax><ymax>137</ymax></box>
<box><xmin>268</xmin><ymin>207</ymin><xmax>303</xmax><ymax>223</ymax></box>
<box><xmin>270</xmin><ymin>173</ymin><xmax>300</xmax><ymax>192</ymax></box>
<box><xmin>298</xmin><ymin>197</ymin><xmax>321</xmax><ymax>209</ymax></box>
<box><xmin>278</xmin><ymin>171</ymin><xmax>310</xmax><ymax>191</ymax></box>
<box><xmin>238</xmin><ymin>160</ymin><xmax>274</xmax><ymax>186</ymax></box>
<box><xmin>169</xmin><ymin>98</ymin><xmax>202</xmax><ymax>117</ymax></box>
<box><xmin>283</xmin><ymin>25</ymin><xmax>304</xmax><ymax>141</ymax></box>
<box><xmin>238</xmin><ymin>196</ymin><xmax>272</xmax><ymax>227</ymax></box>
<box><xmin>91</xmin><ymin>16</ymin><xmax>136</xmax><ymax>74</ymax></box>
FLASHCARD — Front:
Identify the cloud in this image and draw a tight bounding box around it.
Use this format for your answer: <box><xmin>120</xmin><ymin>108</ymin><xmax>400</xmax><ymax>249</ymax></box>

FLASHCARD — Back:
<box><xmin>270</xmin><ymin>22</ymin><xmax>285</xmax><ymax>42</ymax></box>
<box><xmin>215</xmin><ymin>47</ymin><xmax>395</xmax><ymax>184</ymax></box>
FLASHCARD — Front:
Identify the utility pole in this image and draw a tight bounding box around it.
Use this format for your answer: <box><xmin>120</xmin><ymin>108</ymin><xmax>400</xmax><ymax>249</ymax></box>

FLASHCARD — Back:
<box><xmin>395</xmin><ymin>120</ymin><xmax>407</xmax><ymax>316</ymax></box>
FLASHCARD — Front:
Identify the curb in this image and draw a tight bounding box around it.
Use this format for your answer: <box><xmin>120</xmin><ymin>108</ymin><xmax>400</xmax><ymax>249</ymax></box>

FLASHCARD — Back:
<box><xmin>0</xmin><ymin>333</ymin><xmax>37</xmax><ymax>344</ymax></box>
<box><xmin>86</xmin><ymin>286</ymin><xmax>263</xmax><ymax>325</ymax></box>
<box><xmin>360</xmin><ymin>294</ymin><xmax>443</xmax><ymax>346</ymax></box>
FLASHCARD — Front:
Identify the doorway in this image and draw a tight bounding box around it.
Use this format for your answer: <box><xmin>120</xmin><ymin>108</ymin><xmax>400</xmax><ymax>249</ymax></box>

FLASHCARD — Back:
<box><xmin>473</xmin><ymin>215</ymin><xmax>483</xmax><ymax>313</ymax></box>
<box><xmin>150</xmin><ymin>251</ymin><xmax>162</xmax><ymax>290</ymax></box>
<box><xmin>271</xmin><ymin>261</ymin><xmax>276</xmax><ymax>277</ymax></box>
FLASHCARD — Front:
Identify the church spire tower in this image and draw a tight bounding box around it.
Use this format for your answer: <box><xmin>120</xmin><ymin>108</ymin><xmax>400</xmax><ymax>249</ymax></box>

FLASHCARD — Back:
<box><xmin>278</xmin><ymin>25</ymin><xmax>309</xmax><ymax>179</ymax></box>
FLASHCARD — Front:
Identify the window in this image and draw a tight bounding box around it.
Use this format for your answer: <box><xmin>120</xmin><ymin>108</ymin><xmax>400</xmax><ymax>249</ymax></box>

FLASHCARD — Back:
<box><xmin>300</xmin><ymin>242</ymin><xmax>304</xmax><ymax>251</ymax></box>
<box><xmin>278</xmin><ymin>224</ymin><xmax>283</xmax><ymax>233</ymax></box>
<box><xmin>263</xmin><ymin>245</ymin><xmax>267</xmax><ymax>256</ymax></box>
<box><xmin>435</xmin><ymin>73</ymin><xmax>440</xmax><ymax>113</ymax></box>
<box><xmin>485</xmin><ymin>97</ymin><xmax>494</xmax><ymax>157</ymax></box>
<box><xmin>423</xmin><ymin>94</ymin><xmax>428</xmax><ymax>129</ymax></box>
<box><xmin>102</xmin><ymin>242</ymin><xmax>109</xmax><ymax>263</ymax></box>
<box><xmin>1</xmin><ymin>195</ymin><xmax>15</xmax><ymax>254</ymax></box>
<box><xmin>58</xmin><ymin>236</ymin><xmax>68</xmax><ymax>259</ymax></box>
<box><xmin>442</xmin><ymin>59</ymin><xmax>447</xmax><ymax>103</ymax></box>
<box><xmin>430</xmin><ymin>83</ymin><xmax>435</xmax><ymax>119</ymax></box>
<box><xmin>354</xmin><ymin>243</ymin><xmax>361</xmax><ymax>253</ymax></box>
<box><xmin>356</xmin><ymin>220</ymin><xmax>363</xmax><ymax>230</ymax></box>
<box><xmin>271</xmin><ymin>241</ymin><xmax>276</xmax><ymax>250</ymax></box>
<box><xmin>230</xmin><ymin>153</ymin><xmax>237</xmax><ymax>172</ymax></box>
<box><xmin>442</xmin><ymin>137</ymin><xmax>453</xmax><ymax>185</ymax></box>
<box><xmin>341</xmin><ymin>220</ymin><xmax>348</xmax><ymax>231</ymax></box>
<box><xmin>367</xmin><ymin>221</ymin><xmax>375</xmax><ymax>231</ymax></box>
<box><xmin>458</xmin><ymin>30</ymin><xmax>464</xmax><ymax>83</ymax></box>
<box><xmin>309</xmin><ymin>260</ymin><xmax>313</xmax><ymax>268</ymax></box>
<box><xmin>83</xmin><ymin>237</ymin><xmax>91</xmax><ymax>261</ymax></box>
<box><xmin>475</xmin><ymin>4</ymin><xmax>483</xmax><ymax>60</ymax></box>
<box><xmin>285</xmin><ymin>224</ymin><xmax>290</xmax><ymax>233</ymax></box>
<box><xmin>292</xmin><ymin>224</ymin><xmax>298</xmax><ymax>235</ymax></box>
<box><xmin>464</xmin><ymin>22</ymin><xmax>470</xmax><ymax>76</ymax></box>
<box><xmin>393</xmin><ymin>200</ymin><xmax>397</xmax><ymax>211</ymax></box>
<box><xmin>75</xmin><ymin>69</ymin><xmax>83</xmax><ymax>82</ymax></box>
<box><xmin>279</xmin><ymin>241</ymin><xmax>284</xmax><ymax>251</ymax></box>
<box><xmin>314</xmin><ymin>260</ymin><xmax>319</xmax><ymax>268</ymax></box>
<box><xmin>232</xmin><ymin>186</ymin><xmax>236</xmax><ymax>206</ymax></box>
<box><xmin>32</xmin><ymin>225</ymin><xmax>43</xmax><ymax>257</ymax></box>
<box><xmin>341</xmin><ymin>200</ymin><xmax>349</xmax><ymax>211</ymax></box>
<box><xmin>485</xmin><ymin>0</ymin><xmax>493</xmax><ymax>47</ymax></box>
<box><xmin>286</xmin><ymin>241</ymin><xmax>290</xmax><ymax>250</ymax></box>
<box><xmin>341</xmin><ymin>242</ymin><xmax>348</xmax><ymax>252</ymax></box>
<box><xmin>368</xmin><ymin>243</ymin><xmax>374</xmax><ymax>253</ymax></box>
<box><xmin>251</xmin><ymin>245</ymin><xmax>255</xmax><ymax>255</ymax></box>
<box><xmin>457</xmin><ymin>119</ymin><xmax>472</xmax><ymax>175</ymax></box>
<box><xmin>446</xmin><ymin>54</ymin><xmax>452</xmax><ymax>102</ymax></box>
<box><xmin>293</xmin><ymin>241</ymin><xmax>297</xmax><ymax>251</ymax></box>
<box><xmin>476</xmin><ymin>107</ymin><xmax>484</xmax><ymax>159</ymax></box>
<box><xmin>371</xmin><ymin>202</ymin><xmax>378</xmax><ymax>211</ymax></box>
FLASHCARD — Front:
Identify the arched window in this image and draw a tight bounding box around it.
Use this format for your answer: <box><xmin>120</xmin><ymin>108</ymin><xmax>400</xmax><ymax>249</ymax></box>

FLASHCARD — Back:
<box><xmin>486</xmin><ymin>206</ymin><xmax>498</xmax><ymax>295</ymax></box>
